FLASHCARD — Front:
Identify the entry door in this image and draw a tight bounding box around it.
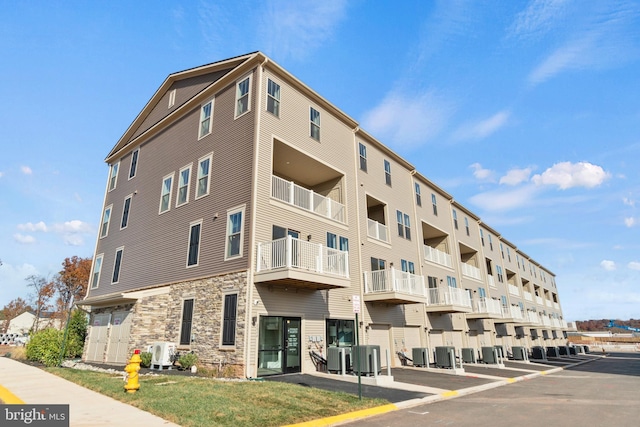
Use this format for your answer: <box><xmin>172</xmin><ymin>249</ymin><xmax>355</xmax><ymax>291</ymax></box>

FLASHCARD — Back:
<box><xmin>257</xmin><ymin>316</ymin><xmax>301</xmax><ymax>376</ymax></box>
<box><xmin>106</xmin><ymin>311</ymin><xmax>132</xmax><ymax>364</ymax></box>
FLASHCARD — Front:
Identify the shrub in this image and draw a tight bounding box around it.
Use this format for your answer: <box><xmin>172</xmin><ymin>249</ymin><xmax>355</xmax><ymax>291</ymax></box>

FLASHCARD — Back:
<box><xmin>26</xmin><ymin>328</ymin><xmax>64</xmax><ymax>367</ymax></box>
<box><xmin>140</xmin><ymin>351</ymin><xmax>152</xmax><ymax>368</ymax></box>
<box><xmin>64</xmin><ymin>310</ymin><xmax>88</xmax><ymax>358</ymax></box>
<box><xmin>178</xmin><ymin>352</ymin><xmax>198</xmax><ymax>369</ymax></box>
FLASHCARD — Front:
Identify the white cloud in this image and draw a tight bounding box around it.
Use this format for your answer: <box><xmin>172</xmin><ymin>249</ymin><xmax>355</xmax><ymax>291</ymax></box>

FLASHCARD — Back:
<box><xmin>361</xmin><ymin>90</ymin><xmax>454</xmax><ymax>148</ymax></box>
<box><xmin>469</xmin><ymin>185</ymin><xmax>540</xmax><ymax>212</ymax></box>
<box><xmin>13</xmin><ymin>233</ymin><xmax>36</xmax><ymax>244</ymax></box>
<box><xmin>500</xmin><ymin>167</ymin><xmax>533</xmax><ymax>186</ymax></box>
<box><xmin>625</xmin><ymin>217</ymin><xmax>636</xmax><ymax>227</ymax></box>
<box><xmin>17</xmin><ymin>221</ymin><xmax>48</xmax><ymax>232</ymax></box>
<box><xmin>20</xmin><ymin>165</ymin><xmax>32</xmax><ymax>175</ymax></box>
<box><xmin>531</xmin><ymin>161</ymin><xmax>610</xmax><ymax>189</ymax></box>
<box><xmin>0</xmin><ymin>171</ymin><xmax>4</xmax><ymax>178</ymax></box>
<box><xmin>628</xmin><ymin>261</ymin><xmax>640</xmax><ymax>271</ymax></box>
<box><xmin>600</xmin><ymin>260</ymin><xmax>616</xmax><ymax>271</ymax></box>
<box><xmin>52</xmin><ymin>220</ymin><xmax>93</xmax><ymax>234</ymax></box>
<box><xmin>508</xmin><ymin>0</ymin><xmax>570</xmax><ymax>40</ymax></box>
<box><xmin>623</xmin><ymin>197</ymin><xmax>635</xmax><ymax>207</ymax></box>
<box><xmin>453</xmin><ymin>111</ymin><xmax>510</xmax><ymax>141</ymax></box>
<box><xmin>469</xmin><ymin>163</ymin><xmax>495</xmax><ymax>182</ymax></box>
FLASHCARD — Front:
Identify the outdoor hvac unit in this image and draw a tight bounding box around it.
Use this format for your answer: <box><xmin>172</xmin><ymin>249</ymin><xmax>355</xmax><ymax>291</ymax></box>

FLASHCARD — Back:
<box><xmin>558</xmin><ymin>346</ymin><xmax>569</xmax><ymax>356</ymax></box>
<box><xmin>461</xmin><ymin>348</ymin><xmax>476</xmax><ymax>363</ymax></box>
<box><xmin>512</xmin><ymin>346</ymin><xmax>527</xmax><ymax>360</ymax></box>
<box><xmin>327</xmin><ymin>347</ymin><xmax>351</xmax><ymax>373</ymax></box>
<box><xmin>531</xmin><ymin>346</ymin><xmax>547</xmax><ymax>360</ymax></box>
<box><xmin>435</xmin><ymin>346</ymin><xmax>456</xmax><ymax>368</ymax></box>
<box><xmin>546</xmin><ymin>346</ymin><xmax>559</xmax><ymax>358</ymax></box>
<box><xmin>481</xmin><ymin>346</ymin><xmax>498</xmax><ymax>364</ymax></box>
<box><xmin>151</xmin><ymin>342</ymin><xmax>176</xmax><ymax>369</ymax></box>
<box><xmin>494</xmin><ymin>345</ymin><xmax>505</xmax><ymax>359</ymax></box>
<box><xmin>412</xmin><ymin>348</ymin><xmax>430</xmax><ymax>367</ymax></box>
<box><xmin>351</xmin><ymin>345</ymin><xmax>381</xmax><ymax>375</ymax></box>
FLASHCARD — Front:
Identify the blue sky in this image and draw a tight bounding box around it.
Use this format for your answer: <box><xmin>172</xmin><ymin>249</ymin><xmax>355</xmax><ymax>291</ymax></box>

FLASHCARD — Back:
<box><xmin>1</xmin><ymin>1</ymin><xmax>639</xmax><ymax>321</ymax></box>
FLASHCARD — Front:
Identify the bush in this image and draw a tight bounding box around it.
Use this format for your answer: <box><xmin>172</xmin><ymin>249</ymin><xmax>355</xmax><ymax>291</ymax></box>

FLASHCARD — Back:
<box><xmin>178</xmin><ymin>352</ymin><xmax>198</xmax><ymax>369</ymax></box>
<box><xmin>140</xmin><ymin>351</ymin><xmax>152</xmax><ymax>368</ymax></box>
<box><xmin>26</xmin><ymin>328</ymin><xmax>63</xmax><ymax>367</ymax></box>
<box><xmin>65</xmin><ymin>310</ymin><xmax>88</xmax><ymax>358</ymax></box>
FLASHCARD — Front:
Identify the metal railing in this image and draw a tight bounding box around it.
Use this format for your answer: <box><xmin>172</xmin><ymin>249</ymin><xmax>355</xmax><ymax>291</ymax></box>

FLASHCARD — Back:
<box><xmin>428</xmin><ymin>286</ymin><xmax>472</xmax><ymax>308</ymax></box>
<box><xmin>461</xmin><ymin>263</ymin><xmax>481</xmax><ymax>280</ymax></box>
<box><xmin>272</xmin><ymin>175</ymin><xmax>346</xmax><ymax>223</ymax></box>
<box><xmin>363</xmin><ymin>268</ymin><xmax>426</xmax><ymax>296</ymax></box>
<box><xmin>474</xmin><ymin>297</ymin><xmax>503</xmax><ymax>315</ymax></box>
<box><xmin>423</xmin><ymin>245</ymin><xmax>453</xmax><ymax>268</ymax></box>
<box><xmin>367</xmin><ymin>218</ymin><xmax>388</xmax><ymax>242</ymax></box>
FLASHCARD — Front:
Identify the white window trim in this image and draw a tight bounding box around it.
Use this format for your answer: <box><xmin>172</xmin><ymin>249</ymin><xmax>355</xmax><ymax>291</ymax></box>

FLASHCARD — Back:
<box><xmin>159</xmin><ymin>172</ymin><xmax>175</xmax><ymax>214</ymax></box>
<box><xmin>224</xmin><ymin>205</ymin><xmax>246</xmax><ymax>261</ymax></box>
<box><xmin>178</xmin><ymin>296</ymin><xmax>195</xmax><ymax>349</ymax></box>
<box><xmin>198</xmin><ymin>99</ymin><xmax>214</xmax><ymax>140</ymax></box>
<box><xmin>219</xmin><ymin>291</ymin><xmax>238</xmax><ymax>348</ymax></box>
<box><xmin>90</xmin><ymin>253</ymin><xmax>104</xmax><ymax>289</ymax></box>
<box><xmin>120</xmin><ymin>194</ymin><xmax>133</xmax><ymax>230</ymax></box>
<box><xmin>111</xmin><ymin>246</ymin><xmax>124</xmax><ymax>284</ymax></box>
<box><xmin>108</xmin><ymin>162</ymin><xmax>119</xmax><ymax>192</ymax></box>
<box><xmin>100</xmin><ymin>204</ymin><xmax>113</xmax><ymax>238</ymax></box>
<box><xmin>128</xmin><ymin>148</ymin><xmax>139</xmax><ymax>180</ymax></box>
<box><xmin>186</xmin><ymin>219</ymin><xmax>203</xmax><ymax>268</ymax></box>
<box><xmin>310</xmin><ymin>106</ymin><xmax>320</xmax><ymax>141</ymax></box>
<box><xmin>266</xmin><ymin>78</ymin><xmax>281</xmax><ymax>117</ymax></box>
<box><xmin>176</xmin><ymin>163</ymin><xmax>193</xmax><ymax>208</ymax></box>
<box><xmin>234</xmin><ymin>74</ymin><xmax>252</xmax><ymax>119</ymax></box>
<box><xmin>195</xmin><ymin>153</ymin><xmax>213</xmax><ymax>200</ymax></box>
<box><xmin>168</xmin><ymin>89</ymin><xmax>176</xmax><ymax>108</ymax></box>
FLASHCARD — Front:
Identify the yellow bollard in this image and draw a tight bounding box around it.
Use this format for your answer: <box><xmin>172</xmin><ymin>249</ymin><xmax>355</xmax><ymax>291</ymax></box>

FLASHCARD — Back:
<box><xmin>124</xmin><ymin>349</ymin><xmax>142</xmax><ymax>393</ymax></box>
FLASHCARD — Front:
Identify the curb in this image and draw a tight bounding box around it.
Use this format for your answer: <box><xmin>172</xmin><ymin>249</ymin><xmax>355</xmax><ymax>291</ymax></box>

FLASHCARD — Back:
<box><xmin>281</xmin><ymin>404</ymin><xmax>398</xmax><ymax>427</ymax></box>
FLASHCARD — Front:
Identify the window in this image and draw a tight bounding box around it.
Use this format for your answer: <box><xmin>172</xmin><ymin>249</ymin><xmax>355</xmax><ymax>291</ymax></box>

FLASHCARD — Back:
<box><xmin>447</xmin><ymin>276</ymin><xmax>457</xmax><ymax>288</ymax></box>
<box><xmin>108</xmin><ymin>162</ymin><xmax>119</xmax><ymax>191</ymax></box>
<box><xmin>225</xmin><ymin>206</ymin><xmax>245</xmax><ymax>259</ymax></box>
<box><xmin>496</xmin><ymin>265</ymin><xmax>504</xmax><ymax>283</ymax></box>
<box><xmin>427</xmin><ymin>276</ymin><xmax>438</xmax><ymax>288</ymax></box>
<box><xmin>112</xmin><ymin>247</ymin><xmax>123</xmax><ymax>284</ymax></box>
<box><xmin>187</xmin><ymin>221</ymin><xmax>202</xmax><ymax>267</ymax></box>
<box><xmin>90</xmin><ymin>254</ymin><xmax>103</xmax><ymax>289</ymax></box>
<box><xmin>327</xmin><ymin>232</ymin><xmax>337</xmax><ymax>249</ymax></box>
<box><xmin>339</xmin><ymin>236</ymin><xmax>349</xmax><ymax>252</ymax></box>
<box><xmin>100</xmin><ymin>205</ymin><xmax>112</xmax><ymax>238</ymax></box>
<box><xmin>159</xmin><ymin>173</ymin><xmax>174</xmax><ymax>214</ymax></box>
<box><xmin>452</xmin><ymin>209</ymin><xmax>458</xmax><ymax>229</ymax></box>
<box><xmin>480</xmin><ymin>229</ymin><xmax>485</xmax><ymax>246</ymax></box>
<box><xmin>168</xmin><ymin>89</ymin><xmax>176</xmax><ymax>108</ymax></box>
<box><xmin>199</xmin><ymin>100</ymin><xmax>213</xmax><ymax>139</ymax></box>
<box><xmin>222</xmin><ymin>294</ymin><xmax>237</xmax><ymax>346</ymax></box>
<box><xmin>396</xmin><ymin>210</ymin><xmax>411</xmax><ymax>240</ymax></box>
<box><xmin>129</xmin><ymin>149</ymin><xmax>139</xmax><ymax>179</ymax></box>
<box><xmin>121</xmin><ymin>195</ymin><xmax>132</xmax><ymax>229</ymax></box>
<box><xmin>404</xmin><ymin>213</ymin><xmax>411</xmax><ymax>240</ymax></box>
<box><xmin>196</xmin><ymin>154</ymin><xmax>212</xmax><ymax>199</ymax></box>
<box><xmin>396</xmin><ymin>210</ymin><xmax>404</xmax><ymax>238</ymax></box>
<box><xmin>500</xmin><ymin>243</ymin><xmax>505</xmax><ymax>259</ymax></box>
<box><xmin>310</xmin><ymin>107</ymin><xmax>320</xmax><ymax>140</ymax></box>
<box><xmin>370</xmin><ymin>257</ymin><xmax>386</xmax><ymax>271</ymax></box>
<box><xmin>501</xmin><ymin>295</ymin><xmax>508</xmax><ymax>307</ymax></box>
<box><xmin>358</xmin><ymin>143</ymin><xmax>367</xmax><ymax>172</ymax></box>
<box><xmin>326</xmin><ymin>319</ymin><xmax>354</xmax><ymax>347</ymax></box>
<box><xmin>180</xmin><ymin>298</ymin><xmax>194</xmax><ymax>346</ymax></box>
<box><xmin>431</xmin><ymin>194</ymin><xmax>438</xmax><ymax>216</ymax></box>
<box><xmin>478</xmin><ymin>287</ymin><xmax>487</xmax><ymax>298</ymax></box>
<box><xmin>235</xmin><ymin>76</ymin><xmax>250</xmax><ymax>117</ymax></box>
<box><xmin>464</xmin><ymin>217</ymin><xmax>470</xmax><ymax>236</ymax></box>
<box><xmin>415</xmin><ymin>183</ymin><xmax>421</xmax><ymax>206</ymax></box>
<box><xmin>384</xmin><ymin>160</ymin><xmax>392</xmax><ymax>186</ymax></box>
<box><xmin>267</xmin><ymin>79</ymin><xmax>281</xmax><ymax>117</ymax></box>
<box><xmin>176</xmin><ymin>165</ymin><xmax>192</xmax><ymax>207</ymax></box>
<box><xmin>488</xmin><ymin>235</ymin><xmax>493</xmax><ymax>251</ymax></box>
<box><xmin>401</xmin><ymin>259</ymin><xmax>415</xmax><ymax>274</ymax></box>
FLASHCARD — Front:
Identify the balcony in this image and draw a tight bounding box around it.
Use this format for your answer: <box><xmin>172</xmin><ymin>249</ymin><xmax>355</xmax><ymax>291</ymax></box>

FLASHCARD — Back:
<box><xmin>367</xmin><ymin>219</ymin><xmax>388</xmax><ymax>243</ymax></box>
<box><xmin>523</xmin><ymin>291</ymin><xmax>533</xmax><ymax>302</ymax></box>
<box><xmin>467</xmin><ymin>297</ymin><xmax>503</xmax><ymax>319</ymax></box>
<box><xmin>501</xmin><ymin>305</ymin><xmax>525</xmax><ymax>322</ymax></box>
<box><xmin>363</xmin><ymin>268</ymin><xmax>427</xmax><ymax>304</ymax></box>
<box><xmin>508</xmin><ymin>283</ymin><xmax>519</xmax><ymax>296</ymax></box>
<box><xmin>425</xmin><ymin>286</ymin><xmax>472</xmax><ymax>313</ymax></box>
<box><xmin>272</xmin><ymin>175</ymin><xmax>346</xmax><ymax>224</ymax></box>
<box><xmin>487</xmin><ymin>275</ymin><xmax>496</xmax><ymax>287</ymax></box>
<box><xmin>255</xmin><ymin>236</ymin><xmax>349</xmax><ymax>290</ymax></box>
<box><xmin>423</xmin><ymin>245</ymin><xmax>453</xmax><ymax>268</ymax></box>
<box><xmin>553</xmin><ymin>302</ymin><xmax>560</xmax><ymax>310</ymax></box>
<box><xmin>461</xmin><ymin>263</ymin><xmax>481</xmax><ymax>281</ymax></box>
<box><xmin>541</xmin><ymin>316</ymin><xmax>552</xmax><ymax>327</ymax></box>
<box><xmin>516</xmin><ymin>310</ymin><xmax>541</xmax><ymax>326</ymax></box>
<box><xmin>535</xmin><ymin>295</ymin><xmax>543</xmax><ymax>305</ymax></box>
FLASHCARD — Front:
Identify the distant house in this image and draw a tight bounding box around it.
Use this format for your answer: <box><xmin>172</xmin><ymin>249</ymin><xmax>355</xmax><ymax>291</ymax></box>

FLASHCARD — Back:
<box><xmin>6</xmin><ymin>311</ymin><xmax>61</xmax><ymax>335</ymax></box>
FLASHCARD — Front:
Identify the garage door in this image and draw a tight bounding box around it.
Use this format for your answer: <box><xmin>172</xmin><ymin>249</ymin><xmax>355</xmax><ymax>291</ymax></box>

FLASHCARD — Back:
<box><xmin>368</xmin><ymin>324</ymin><xmax>392</xmax><ymax>368</ymax></box>
<box><xmin>106</xmin><ymin>311</ymin><xmax>133</xmax><ymax>364</ymax></box>
<box><xmin>86</xmin><ymin>313</ymin><xmax>110</xmax><ymax>362</ymax></box>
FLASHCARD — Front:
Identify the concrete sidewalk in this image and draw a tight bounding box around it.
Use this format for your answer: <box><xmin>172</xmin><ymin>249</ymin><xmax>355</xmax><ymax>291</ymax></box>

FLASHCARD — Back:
<box><xmin>0</xmin><ymin>357</ymin><xmax>180</xmax><ymax>427</ymax></box>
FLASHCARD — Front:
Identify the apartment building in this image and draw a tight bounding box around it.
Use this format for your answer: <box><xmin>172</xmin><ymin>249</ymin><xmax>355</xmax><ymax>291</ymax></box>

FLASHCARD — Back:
<box><xmin>81</xmin><ymin>52</ymin><xmax>568</xmax><ymax>376</ymax></box>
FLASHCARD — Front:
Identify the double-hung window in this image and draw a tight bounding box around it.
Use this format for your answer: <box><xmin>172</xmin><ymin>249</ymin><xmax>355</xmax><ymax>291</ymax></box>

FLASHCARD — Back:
<box><xmin>431</xmin><ymin>194</ymin><xmax>438</xmax><ymax>216</ymax></box>
<box><xmin>159</xmin><ymin>173</ymin><xmax>174</xmax><ymax>214</ymax></box>
<box><xmin>464</xmin><ymin>217</ymin><xmax>470</xmax><ymax>236</ymax></box>
<box><xmin>100</xmin><ymin>205</ymin><xmax>112</xmax><ymax>238</ymax></box>
<box><xmin>121</xmin><ymin>195</ymin><xmax>132</xmax><ymax>229</ymax></box>
<box><xmin>196</xmin><ymin>154</ymin><xmax>212</xmax><ymax>199</ymax></box>
<box><xmin>267</xmin><ymin>79</ymin><xmax>281</xmax><ymax>117</ymax></box>
<box><xmin>327</xmin><ymin>232</ymin><xmax>337</xmax><ymax>249</ymax></box>
<box><xmin>447</xmin><ymin>276</ymin><xmax>457</xmax><ymax>288</ymax></box>
<box><xmin>108</xmin><ymin>162</ymin><xmax>119</xmax><ymax>191</ymax></box>
<box><xmin>90</xmin><ymin>254</ymin><xmax>103</xmax><ymax>289</ymax></box>
<box><xmin>310</xmin><ymin>107</ymin><xmax>320</xmax><ymax>140</ymax></box>
<box><xmin>199</xmin><ymin>100</ymin><xmax>213</xmax><ymax>139</ymax></box>
<box><xmin>415</xmin><ymin>183</ymin><xmax>421</xmax><ymax>206</ymax></box>
<box><xmin>112</xmin><ymin>247</ymin><xmax>124</xmax><ymax>284</ymax></box>
<box><xmin>180</xmin><ymin>298</ymin><xmax>194</xmax><ymax>346</ymax></box>
<box><xmin>401</xmin><ymin>259</ymin><xmax>415</xmax><ymax>274</ymax></box>
<box><xmin>384</xmin><ymin>160</ymin><xmax>392</xmax><ymax>186</ymax></box>
<box><xmin>358</xmin><ymin>143</ymin><xmax>367</xmax><ymax>172</ymax></box>
<box><xmin>222</xmin><ymin>294</ymin><xmax>237</xmax><ymax>346</ymax></box>
<box><xmin>187</xmin><ymin>221</ymin><xmax>202</xmax><ymax>267</ymax></box>
<box><xmin>128</xmin><ymin>149</ymin><xmax>139</xmax><ymax>179</ymax></box>
<box><xmin>496</xmin><ymin>266</ymin><xmax>504</xmax><ymax>283</ymax></box>
<box><xmin>235</xmin><ymin>76</ymin><xmax>250</xmax><ymax>117</ymax></box>
<box><xmin>453</xmin><ymin>209</ymin><xmax>458</xmax><ymax>229</ymax></box>
<box><xmin>225</xmin><ymin>206</ymin><xmax>245</xmax><ymax>260</ymax></box>
<box><xmin>176</xmin><ymin>165</ymin><xmax>191</xmax><ymax>207</ymax></box>
<box><xmin>396</xmin><ymin>210</ymin><xmax>411</xmax><ymax>240</ymax></box>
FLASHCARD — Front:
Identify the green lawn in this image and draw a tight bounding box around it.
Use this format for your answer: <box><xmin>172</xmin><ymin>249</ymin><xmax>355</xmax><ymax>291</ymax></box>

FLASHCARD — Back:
<box><xmin>47</xmin><ymin>368</ymin><xmax>387</xmax><ymax>427</ymax></box>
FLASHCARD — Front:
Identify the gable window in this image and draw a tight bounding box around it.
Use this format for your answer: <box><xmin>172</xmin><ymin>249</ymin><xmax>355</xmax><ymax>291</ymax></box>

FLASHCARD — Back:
<box><xmin>90</xmin><ymin>254</ymin><xmax>103</xmax><ymax>289</ymax></box>
<box><xmin>187</xmin><ymin>221</ymin><xmax>202</xmax><ymax>267</ymax></box>
<box><xmin>128</xmin><ymin>149</ymin><xmax>139</xmax><ymax>179</ymax></box>
<box><xmin>310</xmin><ymin>107</ymin><xmax>320</xmax><ymax>140</ymax></box>
<box><xmin>159</xmin><ymin>173</ymin><xmax>174</xmax><ymax>214</ymax></box>
<box><xmin>176</xmin><ymin>165</ymin><xmax>192</xmax><ymax>207</ymax></box>
<box><xmin>168</xmin><ymin>89</ymin><xmax>176</xmax><ymax>108</ymax></box>
<box><xmin>431</xmin><ymin>194</ymin><xmax>438</xmax><ymax>216</ymax></box>
<box><xmin>452</xmin><ymin>209</ymin><xmax>458</xmax><ymax>229</ymax></box>
<box><xmin>199</xmin><ymin>100</ymin><xmax>213</xmax><ymax>139</ymax></box>
<box><xmin>100</xmin><ymin>205</ymin><xmax>112</xmax><ymax>238</ymax></box>
<box><xmin>112</xmin><ymin>247</ymin><xmax>124</xmax><ymax>284</ymax></box>
<box><xmin>464</xmin><ymin>217</ymin><xmax>470</xmax><ymax>236</ymax></box>
<box><xmin>415</xmin><ymin>183</ymin><xmax>421</xmax><ymax>206</ymax></box>
<box><xmin>267</xmin><ymin>79</ymin><xmax>280</xmax><ymax>117</ymax></box>
<box><xmin>500</xmin><ymin>243</ymin><xmax>505</xmax><ymax>259</ymax></box>
<box><xmin>222</xmin><ymin>294</ymin><xmax>237</xmax><ymax>346</ymax></box>
<box><xmin>225</xmin><ymin>206</ymin><xmax>245</xmax><ymax>260</ymax></box>
<box><xmin>358</xmin><ymin>143</ymin><xmax>367</xmax><ymax>172</ymax></box>
<box><xmin>196</xmin><ymin>154</ymin><xmax>212</xmax><ymax>199</ymax></box>
<box><xmin>121</xmin><ymin>195</ymin><xmax>132</xmax><ymax>229</ymax></box>
<box><xmin>108</xmin><ymin>162</ymin><xmax>119</xmax><ymax>191</ymax></box>
<box><xmin>384</xmin><ymin>160</ymin><xmax>392</xmax><ymax>186</ymax></box>
<box><xmin>235</xmin><ymin>76</ymin><xmax>251</xmax><ymax>117</ymax></box>
<box><xmin>180</xmin><ymin>298</ymin><xmax>194</xmax><ymax>346</ymax></box>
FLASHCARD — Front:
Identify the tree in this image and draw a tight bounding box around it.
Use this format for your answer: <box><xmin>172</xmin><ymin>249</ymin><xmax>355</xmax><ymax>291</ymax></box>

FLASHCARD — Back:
<box><xmin>25</xmin><ymin>275</ymin><xmax>55</xmax><ymax>332</ymax></box>
<box><xmin>1</xmin><ymin>297</ymin><xmax>32</xmax><ymax>333</ymax></box>
<box><xmin>53</xmin><ymin>256</ymin><xmax>92</xmax><ymax>319</ymax></box>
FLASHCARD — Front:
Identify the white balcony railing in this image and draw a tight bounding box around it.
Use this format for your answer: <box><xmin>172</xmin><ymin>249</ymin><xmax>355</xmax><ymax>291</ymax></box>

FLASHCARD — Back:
<box><xmin>256</xmin><ymin>236</ymin><xmax>349</xmax><ymax>278</ymax></box>
<box><xmin>423</xmin><ymin>245</ymin><xmax>453</xmax><ymax>268</ymax></box>
<box><xmin>527</xmin><ymin>311</ymin><xmax>540</xmax><ymax>325</ymax></box>
<box><xmin>474</xmin><ymin>297</ymin><xmax>503</xmax><ymax>316</ymax></box>
<box><xmin>508</xmin><ymin>283</ymin><xmax>520</xmax><ymax>296</ymax></box>
<box><xmin>461</xmin><ymin>263</ymin><xmax>481</xmax><ymax>280</ymax></box>
<box><xmin>428</xmin><ymin>287</ymin><xmax>472</xmax><ymax>308</ymax></box>
<box><xmin>487</xmin><ymin>275</ymin><xmax>496</xmax><ymax>287</ymax></box>
<box><xmin>505</xmin><ymin>305</ymin><xmax>524</xmax><ymax>320</ymax></box>
<box><xmin>542</xmin><ymin>316</ymin><xmax>552</xmax><ymax>327</ymax></box>
<box><xmin>551</xmin><ymin>318</ymin><xmax>561</xmax><ymax>328</ymax></box>
<box><xmin>523</xmin><ymin>291</ymin><xmax>533</xmax><ymax>302</ymax></box>
<box><xmin>367</xmin><ymin>218</ymin><xmax>389</xmax><ymax>242</ymax></box>
<box><xmin>553</xmin><ymin>302</ymin><xmax>560</xmax><ymax>310</ymax></box>
<box><xmin>535</xmin><ymin>295</ymin><xmax>543</xmax><ymax>305</ymax></box>
<box><xmin>363</xmin><ymin>268</ymin><xmax>426</xmax><ymax>296</ymax></box>
<box><xmin>272</xmin><ymin>175</ymin><xmax>346</xmax><ymax>223</ymax></box>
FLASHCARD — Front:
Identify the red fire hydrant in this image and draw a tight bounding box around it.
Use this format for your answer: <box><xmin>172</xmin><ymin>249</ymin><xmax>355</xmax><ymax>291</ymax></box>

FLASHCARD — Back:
<box><xmin>124</xmin><ymin>349</ymin><xmax>142</xmax><ymax>393</ymax></box>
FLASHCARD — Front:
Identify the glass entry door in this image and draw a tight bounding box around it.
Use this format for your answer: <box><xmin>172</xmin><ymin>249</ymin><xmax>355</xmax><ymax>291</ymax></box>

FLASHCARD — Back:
<box><xmin>257</xmin><ymin>316</ymin><xmax>301</xmax><ymax>376</ymax></box>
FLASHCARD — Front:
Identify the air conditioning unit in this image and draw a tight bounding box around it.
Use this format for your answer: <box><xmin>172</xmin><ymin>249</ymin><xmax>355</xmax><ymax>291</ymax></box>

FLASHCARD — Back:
<box><xmin>151</xmin><ymin>342</ymin><xmax>176</xmax><ymax>370</ymax></box>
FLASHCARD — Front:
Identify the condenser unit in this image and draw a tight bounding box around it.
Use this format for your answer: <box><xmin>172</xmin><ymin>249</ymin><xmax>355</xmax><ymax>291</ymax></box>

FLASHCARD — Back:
<box><xmin>151</xmin><ymin>342</ymin><xmax>176</xmax><ymax>369</ymax></box>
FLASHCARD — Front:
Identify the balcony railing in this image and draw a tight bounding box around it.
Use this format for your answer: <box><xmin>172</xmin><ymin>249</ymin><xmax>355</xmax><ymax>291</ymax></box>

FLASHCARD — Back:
<box><xmin>461</xmin><ymin>263</ymin><xmax>481</xmax><ymax>280</ymax></box>
<box><xmin>428</xmin><ymin>287</ymin><xmax>472</xmax><ymax>308</ymax></box>
<box><xmin>508</xmin><ymin>283</ymin><xmax>519</xmax><ymax>296</ymax></box>
<box><xmin>541</xmin><ymin>316</ymin><xmax>552</xmax><ymax>327</ymax></box>
<box><xmin>367</xmin><ymin>219</ymin><xmax>388</xmax><ymax>242</ymax></box>
<box><xmin>272</xmin><ymin>175</ymin><xmax>346</xmax><ymax>223</ymax></box>
<box><xmin>523</xmin><ymin>291</ymin><xmax>533</xmax><ymax>302</ymax></box>
<box><xmin>363</xmin><ymin>268</ymin><xmax>426</xmax><ymax>296</ymax></box>
<box><xmin>553</xmin><ymin>302</ymin><xmax>560</xmax><ymax>310</ymax></box>
<box><xmin>503</xmin><ymin>305</ymin><xmax>524</xmax><ymax>320</ymax></box>
<box><xmin>423</xmin><ymin>245</ymin><xmax>453</xmax><ymax>268</ymax></box>
<box><xmin>256</xmin><ymin>236</ymin><xmax>349</xmax><ymax>278</ymax></box>
<box><xmin>551</xmin><ymin>318</ymin><xmax>562</xmax><ymax>328</ymax></box>
<box><xmin>535</xmin><ymin>295</ymin><xmax>543</xmax><ymax>305</ymax></box>
<box><xmin>474</xmin><ymin>297</ymin><xmax>503</xmax><ymax>316</ymax></box>
<box><xmin>526</xmin><ymin>311</ymin><xmax>540</xmax><ymax>325</ymax></box>
<box><xmin>487</xmin><ymin>275</ymin><xmax>496</xmax><ymax>287</ymax></box>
